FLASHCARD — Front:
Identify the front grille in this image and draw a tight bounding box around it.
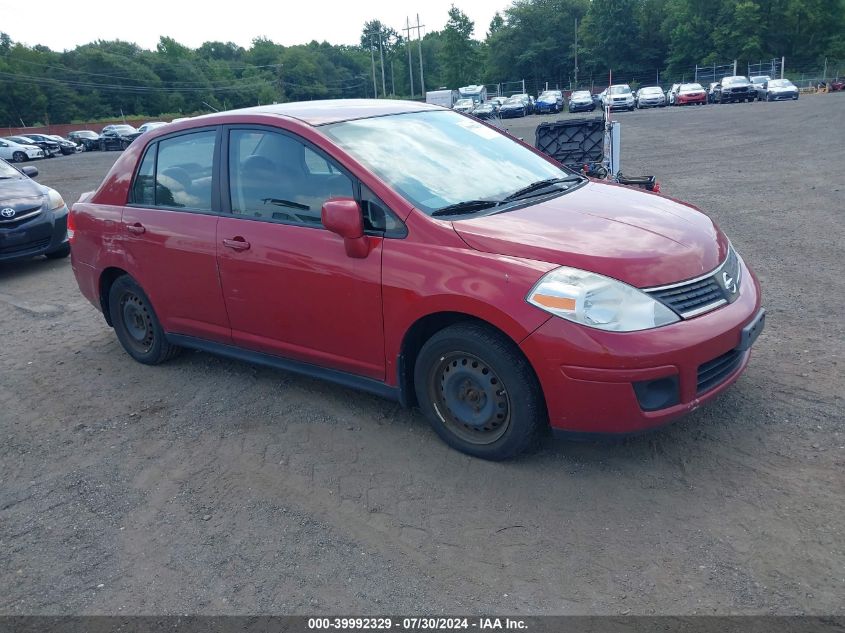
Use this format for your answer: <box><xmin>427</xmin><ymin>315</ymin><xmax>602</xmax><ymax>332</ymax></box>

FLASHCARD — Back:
<box><xmin>0</xmin><ymin>236</ymin><xmax>50</xmax><ymax>255</ymax></box>
<box><xmin>697</xmin><ymin>348</ymin><xmax>745</xmax><ymax>394</ymax></box>
<box><xmin>0</xmin><ymin>206</ymin><xmax>42</xmax><ymax>225</ymax></box>
<box><xmin>645</xmin><ymin>247</ymin><xmax>741</xmax><ymax>318</ymax></box>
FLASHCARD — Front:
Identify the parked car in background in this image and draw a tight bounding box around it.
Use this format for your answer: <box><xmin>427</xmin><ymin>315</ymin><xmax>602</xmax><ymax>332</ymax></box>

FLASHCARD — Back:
<box><xmin>499</xmin><ymin>95</ymin><xmax>530</xmax><ymax>118</ymax></box>
<box><xmin>22</xmin><ymin>133</ymin><xmax>77</xmax><ymax>156</ymax></box>
<box><xmin>635</xmin><ymin>86</ymin><xmax>666</xmax><ymax>108</ymax></box>
<box><xmin>760</xmin><ymin>78</ymin><xmax>799</xmax><ymax>101</ymax></box>
<box><xmin>138</xmin><ymin>121</ymin><xmax>168</xmax><ymax>134</ymax></box>
<box><xmin>99</xmin><ymin>125</ymin><xmax>142</xmax><ymax>151</ymax></box>
<box><xmin>666</xmin><ymin>83</ymin><xmax>681</xmax><ymax>105</ymax></box>
<box><xmin>46</xmin><ymin>135</ymin><xmax>82</xmax><ymax>155</ymax></box>
<box><xmin>749</xmin><ymin>76</ymin><xmax>771</xmax><ymax>101</ymax></box>
<box><xmin>471</xmin><ymin>102</ymin><xmax>498</xmax><ymax>120</ymax></box>
<box><xmin>68</xmin><ymin>99</ymin><xmax>764</xmax><ymax>460</ymax></box>
<box><xmin>602</xmin><ymin>84</ymin><xmax>635</xmax><ymax>111</ymax></box>
<box><xmin>0</xmin><ymin>138</ymin><xmax>45</xmax><ymax>162</ymax></box>
<box><xmin>830</xmin><ymin>78</ymin><xmax>845</xmax><ymax>91</ymax></box>
<box><xmin>489</xmin><ymin>96</ymin><xmax>507</xmax><ymax>108</ymax></box>
<box><xmin>7</xmin><ymin>135</ymin><xmax>60</xmax><ymax>157</ymax></box>
<box><xmin>707</xmin><ymin>82</ymin><xmax>719</xmax><ymax>103</ymax></box>
<box><xmin>713</xmin><ymin>76</ymin><xmax>754</xmax><ymax>103</ymax></box>
<box><xmin>453</xmin><ymin>98</ymin><xmax>476</xmax><ymax>114</ymax></box>
<box><xmin>68</xmin><ymin>130</ymin><xmax>100</xmax><ymax>151</ymax></box>
<box><xmin>568</xmin><ymin>90</ymin><xmax>596</xmax><ymax>113</ymax></box>
<box><xmin>675</xmin><ymin>83</ymin><xmax>708</xmax><ymax>105</ymax></box>
<box><xmin>0</xmin><ymin>158</ymin><xmax>70</xmax><ymax>262</ymax></box>
<box><xmin>535</xmin><ymin>90</ymin><xmax>563</xmax><ymax>114</ymax></box>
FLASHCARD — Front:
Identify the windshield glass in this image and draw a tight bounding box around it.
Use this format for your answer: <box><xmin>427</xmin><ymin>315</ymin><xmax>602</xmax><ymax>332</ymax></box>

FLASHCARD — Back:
<box><xmin>505</xmin><ymin>96</ymin><xmax>522</xmax><ymax>104</ymax></box>
<box><xmin>455</xmin><ymin>99</ymin><xmax>473</xmax><ymax>107</ymax></box>
<box><xmin>609</xmin><ymin>85</ymin><xmax>631</xmax><ymax>95</ymax></box>
<box><xmin>0</xmin><ymin>160</ymin><xmax>23</xmax><ymax>178</ymax></box>
<box><xmin>680</xmin><ymin>83</ymin><xmax>704</xmax><ymax>91</ymax></box>
<box><xmin>640</xmin><ymin>87</ymin><xmax>661</xmax><ymax>94</ymax></box>
<box><xmin>322</xmin><ymin>110</ymin><xmax>570</xmax><ymax>214</ymax></box>
<box><xmin>114</xmin><ymin>125</ymin><xmax>137</xmax><ymax>133</ymax></box>
<box><xmin>768</xmin><ymin>79</ymin><xmax>793</xmax><ymax>88</ymax></box>
<box><xmin>572</xmin><ymin>91</ymin><xmax>591</xmax><ymax>99</ymax></box>
<box><xmin>724</xmin><ymin>77</ymin><xmax>747</xmax><ymax>85</ymax></box>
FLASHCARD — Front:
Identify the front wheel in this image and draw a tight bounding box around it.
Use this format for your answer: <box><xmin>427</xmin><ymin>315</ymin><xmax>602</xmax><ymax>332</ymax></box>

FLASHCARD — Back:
<box><xmin>120</xmin><ymin>140</ymin><xmax>129</xmax><ymax>150</ymax></box>
<box><xmin>99</xmin><ymin>141</ymin><xmax>106</xmax><ymax>151</ymax></box>
<box><xmin>108</xmin><ymin>275</ymin><xmax>181</xmax><ymax>365</ymax></box>
<box><xmin>414</xmin><ymin>323</ymin><xmax>546</xmax><ymax>460</ymax></box>
<box><xmin>12</xmin><ymin>151</ymin><xmax>26</xmax><ymax>163</ymax></box>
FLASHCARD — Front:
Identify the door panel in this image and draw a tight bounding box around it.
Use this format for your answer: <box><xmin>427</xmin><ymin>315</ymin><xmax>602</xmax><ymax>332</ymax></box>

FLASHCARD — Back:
<box><xmin>217</xmin><ymin>218</ymin><xmax>384</xmax><ymax>379</ymax></box>
<box><xmin>121</xmin><ymin>129</ymin><xmax>230</xmax><ymax>343</ymax></box>
<box><xmin>217</xmin><ymin>126</ymin><xmax>384</xmax><ymax>379</ymax></box>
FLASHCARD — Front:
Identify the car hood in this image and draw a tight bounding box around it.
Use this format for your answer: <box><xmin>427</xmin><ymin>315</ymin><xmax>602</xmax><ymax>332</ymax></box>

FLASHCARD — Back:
<box><xmin>451</xmin><ymin>181</ymin><xmax>728</xmax><ymax>288</ymax></box>
<box><xmin>0</xmin><ymin>178</ymin><xmax>45</xmax><ymax>207</ymax></box>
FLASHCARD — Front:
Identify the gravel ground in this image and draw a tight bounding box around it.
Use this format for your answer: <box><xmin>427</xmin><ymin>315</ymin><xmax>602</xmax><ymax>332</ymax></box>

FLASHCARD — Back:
<box><xmin>1</xmin><ymin>95</ymin><xmax>843</xmax><ymax>615</ymax></box>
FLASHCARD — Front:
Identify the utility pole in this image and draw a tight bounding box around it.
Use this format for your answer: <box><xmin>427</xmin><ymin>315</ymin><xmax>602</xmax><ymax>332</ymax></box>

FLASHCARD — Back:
<box><xmin>782</xmin><ymin>56</ymin><xmax>786</xmax><ymax>79</ymax></box>
<box><xmin>390</xmin><ymin>60</ymin><xmax>395</xmax><ymax>96</ymax></box>
<box><xmin>574</xmin><ymin>17</ymin><xmax>578</xmax><ymax>88</ymax></box>
<box><xmin>378</xmin><ymin>32</ymin><xmax>387</xmax><ymax>98</ymax></box>
<box><xmin>404</xmin><ymin>17</ymin><xmax>415</xmax><ymax>98</ymax></box>
<box><xmin>369</xmin><ymin>33</ymin><xmax>378</xmax><ymax>98</ymax></box>
<box><xmin>412</xmin><ymin>14</ymin><xmax>425</xmax><ymax>95</ymax></box>
<box><xmin>733</xmin><ymin>59</ymin><xmax>737</xmax><ymax>76</ymax></box>
<box><xmin>823</xmin><ymin>57</ymin><xmax>827</xmax><ymax>81</ymax></box>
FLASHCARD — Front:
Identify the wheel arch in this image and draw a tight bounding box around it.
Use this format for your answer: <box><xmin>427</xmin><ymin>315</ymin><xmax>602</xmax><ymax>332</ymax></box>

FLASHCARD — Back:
<box><xmin>397</xmin><ymin>311</ymin><xmax>537</xmax><ymax>409</ymax></box>
<box><xmin>98</xmin><ymin>266</ymin><xmax>130</xmax><ymax>326</ymax></box>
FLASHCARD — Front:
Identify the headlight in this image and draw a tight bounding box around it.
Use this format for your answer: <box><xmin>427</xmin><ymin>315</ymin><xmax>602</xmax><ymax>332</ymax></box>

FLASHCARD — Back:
<box><xmin>526</xmin><ymin>267</ymin><xmax>680</xmax><ymax>332</ymax></box>
<box><xmin>46</xmin><ymin>188</ymin><xmax>65</xmax><ymax>211</ymax></box>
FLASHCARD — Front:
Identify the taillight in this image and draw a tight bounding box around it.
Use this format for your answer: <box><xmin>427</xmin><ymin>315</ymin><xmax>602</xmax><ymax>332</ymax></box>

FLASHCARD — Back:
<box><xmin>67</xmin><ymin>210</ymin><xmax>76</xmax><ymax>243</ymax></box>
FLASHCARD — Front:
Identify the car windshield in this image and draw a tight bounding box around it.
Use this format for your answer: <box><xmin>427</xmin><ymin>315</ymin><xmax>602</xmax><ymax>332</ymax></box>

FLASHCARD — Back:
<box><xmin>572</xmin><ymin>91</ymin><xmax>591</xmax><ymax>98</ymax></box>
<box><xmin>0</xmin><ymin>160</ymin><xmax>23</xmax><ymax>178</ymax></box>
<box><xmin>455</xmin><ymin>99</ymin><xmax>473</xmax><ymax>107</ymax></box>
<box><xmin>724</xmin><ymin>77</ymin><xmax>747</xmax><ymax>85</ymax></box>
<box><xmin>609</xmin><ymin>85</ymin><xmax>631</xmax><ymax>94</ymax></box>
<box><xmin>75</xmin><ymin>131</ymin><xmax>98</xmax><ymax>138</ymax></box>
<box><xmin>768</xmin><ymin>79</ymin><xmax>793</xmax><ymax>88</ymax></box>
<box><xmin>322</xmin><ymin>110</ymin><xmax>574</xmax><ymax>215</ymax></box>
<box><xmin>113</xmin><ymin>125</ymin><xmax>137</xmax><ymax>133</ymax></box>
<box><xmin>505</xmin><ymin>96</ymin><xmax>522</xmax><ymax>104</ymax></box>
<box><xmin>640</xmin><ymin>87</ymin><xmax>661</xmax><ymax>94</ymax></box>
<box><xmin>680</xmin><ymin>83</ymin><xmax>704</xmax><ymax>92</ymax></box>
<box><xmin>751</xmin><ymin>76</ymin><xmax>770</xmax><ymax>83</ymax></box>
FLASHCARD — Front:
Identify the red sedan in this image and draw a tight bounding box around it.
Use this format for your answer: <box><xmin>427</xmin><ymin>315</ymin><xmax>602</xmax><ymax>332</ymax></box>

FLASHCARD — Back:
<box><xmin>69</xmin><ymin>100</ymin><xmax>764</xmax><ymax>460</ymax></box>
<box><xmin>675</xmin><ymin>83</ymin><xmax>708</xmax><ymax>105</ymax></box>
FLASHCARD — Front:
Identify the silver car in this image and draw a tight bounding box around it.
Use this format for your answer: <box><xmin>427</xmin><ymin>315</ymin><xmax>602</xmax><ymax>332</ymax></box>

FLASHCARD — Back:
<box><xmin>759</xmin><ymin>78</ymin><xmax>799</xmax><ymax>101</ymax></box>
<box><xmin>636</xmin><ymin>86</ymin><xmax>666</xmax><ymax>108</ymax></box>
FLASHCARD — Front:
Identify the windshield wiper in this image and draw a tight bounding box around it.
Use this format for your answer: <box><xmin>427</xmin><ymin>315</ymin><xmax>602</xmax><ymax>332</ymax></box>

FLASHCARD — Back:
<box><xmin>431</xmin><ymin>199</ymin><xmax>502</xmax><ymax>217</ymax></box>
<box><xmin>503</xmin><ymin>175</ymin><xmax>584</xmax><ymax>201</ymax></box>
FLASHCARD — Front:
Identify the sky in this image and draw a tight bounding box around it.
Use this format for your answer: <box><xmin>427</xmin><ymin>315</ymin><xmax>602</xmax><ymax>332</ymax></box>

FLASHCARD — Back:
<box><xmin>0</xmin><ymin>0</ymin><xmax>512</xmax><ymax>51</ymax></box>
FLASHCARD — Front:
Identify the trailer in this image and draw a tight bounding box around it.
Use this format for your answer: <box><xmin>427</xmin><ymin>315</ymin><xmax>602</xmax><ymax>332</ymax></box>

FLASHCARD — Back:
<box><xmin>425</xmin><ymin>89</ymin><xmax>459</xmax><ymax>108</ymax></box>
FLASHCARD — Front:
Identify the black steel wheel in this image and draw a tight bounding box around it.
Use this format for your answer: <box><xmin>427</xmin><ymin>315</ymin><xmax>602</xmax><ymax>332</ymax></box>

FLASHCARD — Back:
<box><xmin>108</xmin><ymin>275</ymin><xmax>181</xmax><ymax>365</ymax></box>
<box><xmin>414</xmin><ymin>323</ymin><xmax>546</xmax><ymax>460</ymax></box>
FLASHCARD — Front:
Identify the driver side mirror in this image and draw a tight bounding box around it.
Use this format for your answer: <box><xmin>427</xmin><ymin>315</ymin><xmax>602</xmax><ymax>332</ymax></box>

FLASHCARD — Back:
<box><xmin>321</xmin><ymin>198</ymin><xmax>369</xmax><ymax>259</ymax></box>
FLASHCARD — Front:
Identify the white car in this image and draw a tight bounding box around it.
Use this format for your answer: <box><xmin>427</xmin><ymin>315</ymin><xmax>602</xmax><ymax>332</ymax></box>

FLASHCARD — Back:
<box><xmin>0</xmin><ymin>138</ymin><xmax>45</xmax><ymax>163</ymax></box>
<box><xmin>138</xmin><ymin>121</ymin><xmax>168</xmax><ymax>134</ymax></box>
<box><xmin>602</xmin><ymin>84</ymin><xmax>635</xmax><ymax>111</ymax></box>
<box><xmin>453</xmin><ymin>98</ymin><xmax>476</xmax><ymax>114</ymax></box>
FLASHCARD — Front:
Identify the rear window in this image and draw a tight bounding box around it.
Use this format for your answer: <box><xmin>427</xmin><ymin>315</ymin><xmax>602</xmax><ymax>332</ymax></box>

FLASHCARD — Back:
<box><xmin>129</xmin><ymin>130</ymin><xmax>216</xmax><ymax>210</ymax></box>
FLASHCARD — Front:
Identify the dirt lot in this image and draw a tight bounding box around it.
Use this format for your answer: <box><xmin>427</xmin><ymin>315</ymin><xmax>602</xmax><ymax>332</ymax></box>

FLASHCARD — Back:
<box><xmin>1</xmin><ymin>96</ymin><xmax>843</xmax><ymax>616</ymax></box>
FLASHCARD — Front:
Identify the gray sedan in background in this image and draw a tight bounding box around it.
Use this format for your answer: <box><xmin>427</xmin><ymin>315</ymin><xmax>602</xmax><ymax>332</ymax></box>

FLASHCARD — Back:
<box><xmin>636</xmin><ymin>86</ymin><xmax>666</xmax><ymax>108</ymax></box>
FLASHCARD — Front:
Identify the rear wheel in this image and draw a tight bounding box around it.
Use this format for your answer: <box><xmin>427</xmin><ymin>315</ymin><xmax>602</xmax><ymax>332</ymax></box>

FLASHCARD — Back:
<box><xmin>414</xmin><ymin>323</ymin><xmax>546</xmax><ymax>460</ymax></box>
<box><xmin>12</xmin><ymin>151</ymin><xmax>26</xmax><ymax>163</ymax></box>
<box><xmin>120</xmin><ymin>140</ymin><xmax>129</xmax><ymax>150</ymax></box>
<box><xmin>108</xmin><ymin>275</ymin><xmax>181</xmax><ymax>365</ymax></box>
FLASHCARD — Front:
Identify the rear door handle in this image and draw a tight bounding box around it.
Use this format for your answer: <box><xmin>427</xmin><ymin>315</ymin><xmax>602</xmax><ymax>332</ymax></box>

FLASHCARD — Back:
<box><xmin>222</xmin><ymin>237</ymin><xmax>250</xmax><ymax>251</ymax></box>
<box><xmin>126</xmin><ymin>222</ymin><xmax>145</xmax><ymax>235</ymax></box>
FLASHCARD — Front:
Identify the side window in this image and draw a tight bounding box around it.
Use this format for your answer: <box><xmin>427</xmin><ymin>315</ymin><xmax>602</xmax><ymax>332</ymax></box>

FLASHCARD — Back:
<box><xmin>131</xmin><ymin>143</ymin><xmax>156</xmax><ymax>205</ymax></box>
<box><xmin>228</xmin><ymin>129</ymin><xmax>353</xmax><ymax>226</ymax></box>
<box><xmin>360</xmin><ymin>185</ymin><xmax>405</xmax><ymax>236</ymax></box>
<box><xmin>155</xmin><ymin>130</ymin><xmax>216</xmax><ymax>210</ymax></box>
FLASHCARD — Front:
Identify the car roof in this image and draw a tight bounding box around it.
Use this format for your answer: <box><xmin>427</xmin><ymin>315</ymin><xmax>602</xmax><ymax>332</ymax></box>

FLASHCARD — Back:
<box><xmin>188</xmin><ymin>99</ymin><xmax>440</xmax><ymax>127</ymax></box>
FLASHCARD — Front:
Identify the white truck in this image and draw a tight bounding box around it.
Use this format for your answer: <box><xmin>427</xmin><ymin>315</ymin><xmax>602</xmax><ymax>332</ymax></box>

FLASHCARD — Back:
<box><xmin>425</xmin><ymin>89</ymin><xmax>459</xmax><ymax>108</ymax></box>
<box><xmin>458</xmin><ymin>84</ymin><xmax>488</xmax><ymax>105</ymax></box>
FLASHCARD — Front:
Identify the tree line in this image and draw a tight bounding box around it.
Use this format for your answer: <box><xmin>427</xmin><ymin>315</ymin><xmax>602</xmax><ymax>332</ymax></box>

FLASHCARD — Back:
<box><xmin>1</xmin><ymin>0</ymin><xmax>843</xmax><ymax>126</ymax></box>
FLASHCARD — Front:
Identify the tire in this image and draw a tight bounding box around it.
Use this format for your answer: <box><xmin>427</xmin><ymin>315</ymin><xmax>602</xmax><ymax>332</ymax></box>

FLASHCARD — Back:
<box><xmin>108</xmin><ymin>275</ymin><xmax>181</xmax><ymax>365</ymax></box>
<box><xmin>12</xmin><ymin>151</ymin><xmax>26</xmax><ymax>163</ymax></box>
<box><xmin>99</xmin><ymin>141</ymin><xmax>106</xmax><ymax>151</ymax></box>
<box><xmin>45</xmin><ymin>244</ymin><xmax>71</xmax><ymax>259</ymax></box>
<box><xmin>120</xmin><ymin>140</ymin><xmax>129</xmax><ymax>150</ymax></box>
<box><xmin>413</xmin><ymin>323</ymin><xmax>546</xmax><ymax>460</ymax></box>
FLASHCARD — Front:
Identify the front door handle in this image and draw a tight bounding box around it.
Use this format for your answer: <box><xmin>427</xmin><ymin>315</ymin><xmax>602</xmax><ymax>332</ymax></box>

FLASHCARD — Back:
<box><xmin>222</xmin><ymin>237</ymin><xmax>251</xmax><ymax>251</ymax></box>
<box><xmin>126</xmin><ymin>222</ymin><xmax>145</xmax><ymax>235</ymax></box>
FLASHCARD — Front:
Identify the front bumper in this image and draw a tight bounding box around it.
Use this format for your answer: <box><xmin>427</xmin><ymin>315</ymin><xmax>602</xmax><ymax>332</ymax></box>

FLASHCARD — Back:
<box><xmin>769</xmin><ymin>92</ymin><xmax>798</xmax><ymax>100</ymax></box>
<box><xmin>0</xmin><ymin>205</ymin><xmax>69</xmax><ymax>262</ymax></box>
<box><xmin>569</xmin><ymin>102</ymin><xmax>595</xmax><ymax>112</ymax></box>
<box><xmin>677</xmin><ymin>95</ymin><xmax>706</xmax><ymax>104</ymax></box>
<box><xmin>637</xmin><ymin>99</ymin><xmax>664</xmax><ymax>107</ymax></box>
<box><xmin>499</xmin><ymin>108</ymin><xmax>525</xmax><ymax>118</ymax></box>
<box><xmin>520</xmin><ymin>258</ymin><xmax>763</xmax><ymax>433</ymax></box>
